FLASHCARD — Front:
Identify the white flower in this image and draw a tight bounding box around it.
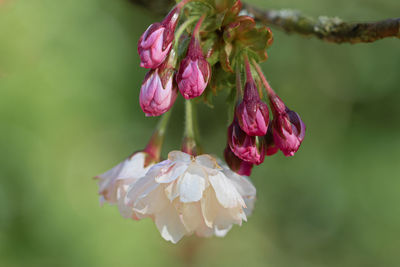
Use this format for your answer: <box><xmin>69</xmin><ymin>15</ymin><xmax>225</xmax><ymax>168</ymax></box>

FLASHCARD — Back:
<box><xmin>95</xmin><ymin>152</ymin><xmax>154</xmax><ymax>208</ymax></box>
<box><xmin>218</xmin><ymin>162</ymin><xmax>256</xmax><ymax>217</ymax></box>
<box><xmin>122</xmin><ymin>151</ymin><xmax>256</xmax><ymax>244</ymax></box>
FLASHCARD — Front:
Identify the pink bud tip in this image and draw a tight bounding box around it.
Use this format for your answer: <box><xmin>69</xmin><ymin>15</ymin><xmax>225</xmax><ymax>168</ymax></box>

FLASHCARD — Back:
<box><xmin>137</xmin><ymin>8</ymin><xmax>180</xmax><ymax>69</ymax></box>
<box><xmin>264</xmin><ymin>123</ymin><xmax>278</xmax><ymax>156</ymax></box>
<box><xmin>176</xmin><ymin>58</ymin><xmax>211</xmax><ymax>99</ymax></box>
<box><xmin>272</xmin><ymin>109</ymin><xmax>305</xmax><ymax>157</ymax></box>
<box><xmin>176</xmin><ymin>17</ymin><xmax>211</xmax><ymax>99</ymax></box>
<box><xmin>228</xmin><ymin>119</ymin><xmax>265</xmax><ymax>165</ymax></box>
<box><xmin>224</xmin><ymin>146</ymin><xmax>254</xmax><ymax>176</ymax></box>
<box><xmin>139</xmin><ymin>68</ymin><xmax>177</xmax><ymax>117</ymax></box>
<box><xmin>236</xmin><ymin>78</ymin><xmax>269</xmax><ymax>136</ymax></box>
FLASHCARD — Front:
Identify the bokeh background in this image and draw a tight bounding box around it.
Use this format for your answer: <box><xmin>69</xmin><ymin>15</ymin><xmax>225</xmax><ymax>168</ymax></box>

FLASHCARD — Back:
<box><xmin>1</xmin><ymin>0</ymin><xmax>400</xmax><ymax>266</ymax></box>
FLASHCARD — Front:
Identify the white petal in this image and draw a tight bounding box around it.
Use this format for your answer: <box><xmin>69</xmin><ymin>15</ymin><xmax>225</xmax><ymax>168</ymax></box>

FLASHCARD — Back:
<box><xmin>146</xmin><ymin>160</ymin><xmax>173</xmax><ymax>178</ymax></box>
<box><xmin>223</xmin><ymin>169</ymin><xmax>256</xmax><ymax>198</ymax></box>
<box><xmin>124</xmin><ymin>175</ymin><xmax>158</xmax><ymax>207</ymax></box>
<box><xmin>156</xmin><ymin>161</ymin><xmax>188</xmax><ymax>183</ymax></box>
<box><xmin>213</xmin><ymin>205</ymin><xmax>246</xmax><ymax>228</ymax></box>
<box><xmin>178</xmin><ymin>165</ymin><xmax>207</xmax><ymax>203</ymax></box>
<box><xmin>154</xmin><ymin>202</ymin><xmax>187</xmax><ymax>244</ymax></box>
<box><xmin>96</xmin><ymin>153</ymin><xmax>150</xmax><ymax>204</ymax></box>
<box><xmin>224</xmin><ymin>171</ymin><xmax>256</xmax><ymax>216</ymax></box>
<box><xmin>164</xmin><ymin>180</ymin><xmax>179</xmax><ymax>201</ymax></box>
<box><xmin>214</xmin><ymin>225</ymin><xmax>232</xmax><ymax>237</ymax></box>
<box><xmin>133</xmin><ymin>185</ymin><xmax>167</xmax><ymax>215</ymax></box>
<box><xmin>117</xmin><ymin>152</ymin><xmax>148</xmax><ymax>179</ymax></box>
<box><xmin>201</xmin><ymin>187</ymin><xmax>246</xmax><ymax>230</ymax></box>
<box><xmin>243</xmin><ymin>198</ymin><xmax>255</xmax><ymax>217</ymax></box>
<box><xmin>118</xmin><ymin>198</ymin><xmax>135</xmax><ymax>219</ymax></box>
<box><xmin>195</xmin><ymin>154</ymin><xmax>221</xmax><ymax>170</ymax></box>
<box><xmin>116</xmin><ymin>178</ymin><xmax>138</xmax><ymax>218</ymax></box>
<box><xmin>195</xmin><ymin>220</ymin><xmax>214</xmax><ymax>237</ymax></box>
<box><xmin>200</xmin><ymin>188</ymin><xmax>218</xmax><ymax>228</ymax></box>
<box><xmin>209</xmin><ymin>172</ymin><xmax>245</xmax><ymax>208</ymax></box>
<box><xmin>97</xmin><ymin>161</ymin><xmax>125</xmax><ymax>195</ymax></box>
<box><xmin>181</xmin><ymin>202</ymin><xmax>203</xmax><ymax>232</ymax></box>
<box><xmin>168</xmin><ymin>150</ymin><xmax>192</xmax><ymax>163</ymax></box>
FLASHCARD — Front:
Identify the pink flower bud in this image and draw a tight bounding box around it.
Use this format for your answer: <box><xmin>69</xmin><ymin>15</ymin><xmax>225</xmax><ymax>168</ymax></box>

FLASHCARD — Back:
<box><xmin>228</xmin><ymin>119</ymin><xmax>265</xmax><ymax>165</ymax></box>
<box><xmin>264</xmin><ymin>123</ymin><xmax>278</xmax><ymax>156</ymax></box>
<box><xmin>138</xmin><ymin>7</ymin><xmax>180</xmax><ymax>69</ymax></box>
<box><xmin>139</xmin><ymin>65</ymin><xmax>177</xmax><ymax>117</ymax></box>
<box><xmin>224</xmin><ymin>146</ymin><xmax>253</xmax><ymax>176</ymax></box>
<box><xmin>269</xmin><ymin>94</ymin><xmax>305</xmax><ymax>156</ymax></box>
<box><xmin>176</xmin><ymin>17</ymin><xmax>211</xmax><ymax>99</ymax></box>
<box><xmin>236</xmin><ymin>64</ymin><xmax>269</xmax><ymax>136</ymax></box>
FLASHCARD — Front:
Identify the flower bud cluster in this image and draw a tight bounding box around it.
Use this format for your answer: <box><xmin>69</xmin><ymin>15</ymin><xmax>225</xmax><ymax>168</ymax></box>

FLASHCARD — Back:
<box><xmin>225</xmin><ymin>58</ymin><xmax>306</xmax><ymax>174</ymax></box>
<box><xmin>138</xmin><ymin>2</ymin><xmax>211</xmax><ymax>117</ymax></box>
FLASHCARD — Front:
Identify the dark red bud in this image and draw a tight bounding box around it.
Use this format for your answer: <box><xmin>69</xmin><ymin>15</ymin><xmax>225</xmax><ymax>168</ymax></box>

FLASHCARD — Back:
<box><xmin>272</xmin><ymin>108</ymin><xmax>306</xmax><ymax>157</ymax></box>
<box><xmin>224</xmin><ymin>146</ymin><xmax>253</xmax><ymax>176</ymax></box>
<box><xmin>264</xmin><ymin>123</ymin><xmax>278</xmax><ymax>156</ymax></box>
<box><xmin>236</xmin><ymin>57</ymin><xmax>270</xmax><ymax>136</ymax></box>
<box><xmin>228</xmin><ymin>118</ymin><xmax>265</xmax><ymax>165</ymax></box>
<box><xmin>268</xmin><ymin>92</ymin><xmax>286</xmax><ymax>115</ymax></box>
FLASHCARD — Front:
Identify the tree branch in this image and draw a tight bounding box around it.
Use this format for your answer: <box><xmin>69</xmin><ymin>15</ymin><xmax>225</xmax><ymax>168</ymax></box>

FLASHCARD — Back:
<box><xmin>128</xmin><ymin>0</ymin><xmax>400</xmax><ymax>44</ymax></box>
<box><xmin>242</xmin><ymin>4</ymin><xmax>400</xmax><ymax>44</ymax></box>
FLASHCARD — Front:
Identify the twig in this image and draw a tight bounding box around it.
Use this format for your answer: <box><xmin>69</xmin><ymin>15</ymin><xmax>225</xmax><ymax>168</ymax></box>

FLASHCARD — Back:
<box><xmin>242</xmin><ymin>4</ymin><xmax>400</xmax><ymax>44</ymax></box>
<box><xmin>128</xmin><ymin>0</ymin><xmax>400</xmax><ymax>44</ymax></box>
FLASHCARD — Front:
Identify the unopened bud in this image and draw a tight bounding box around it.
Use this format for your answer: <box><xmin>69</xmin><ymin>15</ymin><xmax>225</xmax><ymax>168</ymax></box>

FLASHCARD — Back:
<box><xmin>269</xmin><ymin>93</ymin><xmax>305</xmax><ymax>156</ymax></box>
<box><xmin>227</xmin><ymin>118</ymin><xmax>265</xmax><ymax>165</ymax></box>
<box><xmin>236</xmin><ymin>61</ymin><xmax>269</xmax><ymax>136</ymax></box>
<box><xmin>264</xmin><ymin>123</ymin><xmax>278</xmax><ymax>156</ymax></box>
<box><xmin>139</xmin><ymin>59</ymin><xmax>177</xmax><ymax>116</ymax></box>
<box><xmin>176</xmin><ymin>16</ymin><xmax>211</xmax><ymax>99</ymax></box>
<box><xmin>224</xmin><ymin>146</ymin><xmax>253</xmax><ymax>176</ymax></box>
<box><xmin>138</xmin><ymin>7</ymin><xmax>180</xmax><ymax>69</ymax></box>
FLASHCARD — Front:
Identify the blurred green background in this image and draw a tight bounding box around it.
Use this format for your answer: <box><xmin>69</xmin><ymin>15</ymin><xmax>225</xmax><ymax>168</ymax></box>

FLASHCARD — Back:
<box><xmin>1</xmin><ymin>0</ymin><xmax>400</xmax><ymax>266</ymax></box>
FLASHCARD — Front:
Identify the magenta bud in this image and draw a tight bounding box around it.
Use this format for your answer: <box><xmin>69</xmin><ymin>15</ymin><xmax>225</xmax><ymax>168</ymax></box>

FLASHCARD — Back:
<box><xmin>264</xmin><ymin>123</ymin><xmax>278</xmax><ymax>156</ymax></box>
<box><xmin>138</xmin><ymin>7</ymin><xmax>180</xmax><ymax>69</ymax></box>
<box><xmin>176</xmin><ymin>57</ymin><xmax>211</xmax><ymax>99</ymax></box>
<box><xmin>269</xmin><ymin>92</ymin><xmax>287</xmax><ymax>115</ymax></box>
<box><xmin>269</xmin><ymin>93</ymin><xmax>305</xmax><ymax>156</ymax></box>
<box><xmin>176</xmin><ymin>17</ymin><xmax>211</xmax><ymax>99</ymax></box>
<box><xmin>236</xmin><ymin>71</ymin><xmax>269</xmax><ymax>136</ymax></box>
<box><xmin>224</xmin><ymin>146</ymin><xmax>253</xmax><ymax>176</ymax></box>
<box><xmin>139</xmin><ymin>64</ymin><xmax>177</xmax><ymax>117</ymax></box>
<box><xmin>228</xmin><ymin>118</ymin><xmax>265</xmax><ymax>165</ymax></box>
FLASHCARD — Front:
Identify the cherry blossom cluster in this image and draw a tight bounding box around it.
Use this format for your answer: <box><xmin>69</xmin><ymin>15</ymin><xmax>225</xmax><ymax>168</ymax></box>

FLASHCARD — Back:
<box><xmin>225</xmin><ymin>58</ymin><xmax>305</xmax><ymax>176</ymax></box>
<box><xmin>138</xmin><ymin>1</ymin><xmax>211</xmax><ymax>116</ymax></box>
<box><xmin>95</xmin><ymin>0</ymin><xmax>305</xmax><ymax>244</ymax></box>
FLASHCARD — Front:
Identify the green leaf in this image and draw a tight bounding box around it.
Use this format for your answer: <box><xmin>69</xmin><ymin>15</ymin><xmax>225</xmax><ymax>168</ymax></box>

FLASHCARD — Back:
<box><xmin>219</xmin><ymin>40</ymin><xmax>234</xmax><ymax>72</ymax></box>
<box><xmin>222</xmin><ymin>16</ymin><xmax>273</xmax><ymax>63</ymax></box>
<box><xmin>226</xmin><ymin>83</ymin><xmax>237</xmax><ymax>124</ymax></box>
<box><xmin>177</xmin><ymin>34</ymin><xmax>190</xmax><ymax>60</ymax></box>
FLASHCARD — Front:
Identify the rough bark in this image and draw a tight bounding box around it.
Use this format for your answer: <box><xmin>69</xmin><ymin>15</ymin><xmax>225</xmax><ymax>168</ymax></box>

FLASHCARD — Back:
<box><xmin>129</xmin><ymin>0</ymin><xmax>400</xmax><ymax>44</ymax></box>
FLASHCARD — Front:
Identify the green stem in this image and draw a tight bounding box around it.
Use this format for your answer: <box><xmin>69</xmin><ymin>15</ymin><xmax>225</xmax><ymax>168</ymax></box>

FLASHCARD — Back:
<box><xmin>184</xmin><ymin>100</ymin><xmax>195</xmax><ymax>140</ymax></box>
<box><xmin>156</xmin><ymin>110</ymin><xmax>172</xmax><ymax>137</ymax></box>
<box><xmin>183</xmin><ymin>100</ymin><xmax>201</xmax><ymax>155</ymax></box>
<box><xmin>192</xmin><ymin>102</ymin><xmax>201</xmax><ymax>152</ymax></box>
<box><xmin>252</xmin><ymin>59</ymin><xmax>275</xmax><ymax>96</ymax></box>
<box><xmin>235</xmin><ymin>62</ymin><xmax>243</xmax><ymax>100</ymax></box>
<box><xmin>143</xmin><ymin>111</ymin><xmax>172</xmax><ymax>161</ymax></box>
<box><xmin>174</xmin><ymin>16</ymin><xmax>199</xmax><ymax>50</ymax></box>
<box><xmin>193</xmin><ymin>15</ymin><xmax>205</xmax><ymax>36</ymax></box>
